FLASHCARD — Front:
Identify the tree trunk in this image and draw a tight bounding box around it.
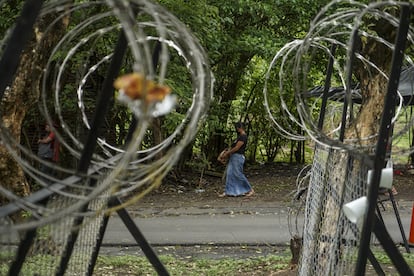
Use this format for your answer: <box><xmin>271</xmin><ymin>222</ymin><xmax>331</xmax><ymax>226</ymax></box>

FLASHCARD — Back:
<box><xmin>0</xmin><ymin>12</ymin><xmax>68</xmax><ymax>210</ymax></box>
<box><xmin>204</xmin><ymin>53</ymin><xmax>253</xmax><ymax>162</ymax></box>
<box><xmin>346</xmin><ymin>37</ymin><xmax>393</xmax><ymax>144</ymax></box>
<box><xmin>314</xmin><ymin>20</ymin><xmax>396</xmax><ymax>273</ymax></box>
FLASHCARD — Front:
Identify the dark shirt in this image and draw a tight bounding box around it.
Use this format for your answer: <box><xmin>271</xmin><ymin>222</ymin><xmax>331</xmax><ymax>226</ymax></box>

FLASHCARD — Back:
<box><xmin>38</xmin><ymin>132</ymin><xmax>55</xmax><ymax>160</ymax></box>
<box><xmin>232</xmin><ymin>134</ymin><xmax>247</xmax><ymax>154</ymax></box>
<box><xmin>38</xmin><ymin>141</ymin><xmax>53</xmax><ymax>159</ymax></box>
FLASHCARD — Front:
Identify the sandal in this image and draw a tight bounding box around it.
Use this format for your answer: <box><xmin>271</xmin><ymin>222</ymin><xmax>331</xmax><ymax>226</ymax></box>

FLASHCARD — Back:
<box><xmin>244</xmin><ymin>189</ymin><xmax>255</xmax><ymax>197</ymax></box>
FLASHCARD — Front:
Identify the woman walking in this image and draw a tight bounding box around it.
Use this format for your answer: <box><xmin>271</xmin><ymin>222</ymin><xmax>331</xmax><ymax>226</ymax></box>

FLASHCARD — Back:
<box><xmin>219</xmin><ymin>122</ymin><xmax>254</xmax><ymax>197</ymax></box>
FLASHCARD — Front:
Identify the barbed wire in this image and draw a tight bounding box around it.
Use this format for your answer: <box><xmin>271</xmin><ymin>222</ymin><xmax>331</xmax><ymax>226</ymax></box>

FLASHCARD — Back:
<box><xmin>0</xmin><ymin>0</ymin><xmax>213</xmax><ymax>232</ymax></box>
<box><xmin>272</xmin><ymin>1</ymin><xmax>414</xmax><ymax>274</ymax></box>
<box><xmin>264</xmin><ymin>0</ymin><xmax>414</xmax><ymax>155</ymax></box>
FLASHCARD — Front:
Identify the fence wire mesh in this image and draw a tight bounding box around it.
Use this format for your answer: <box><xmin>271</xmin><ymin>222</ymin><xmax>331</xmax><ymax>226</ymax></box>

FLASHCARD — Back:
<box><xmin>0</xmin><ymin>0</ymin><xmax>213</xmax><ymax>274</ymax></box>
<box><xmin>299</xmin><ymin>144</ymin><xmax>371</xmax><ymax>275</ymax></box>
<box><xmin>0</xmin><ymin>187</ymin><xmax>108</xmax><ymax>275</ymax></box>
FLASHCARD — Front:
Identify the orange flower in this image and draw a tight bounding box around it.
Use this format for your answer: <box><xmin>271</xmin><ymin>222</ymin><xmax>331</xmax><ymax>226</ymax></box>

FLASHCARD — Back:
<box><xmin>114</xmin><ymin>73</ymin><xmax>171</xmax><ymax>103</ymax></box>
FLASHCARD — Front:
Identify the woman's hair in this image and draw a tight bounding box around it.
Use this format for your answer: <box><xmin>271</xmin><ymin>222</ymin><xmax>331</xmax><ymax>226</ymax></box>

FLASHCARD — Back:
<box><xmin>234</xmin><ymin>122</ymin><xmax>244</xmax><ymax>129</ymax></box>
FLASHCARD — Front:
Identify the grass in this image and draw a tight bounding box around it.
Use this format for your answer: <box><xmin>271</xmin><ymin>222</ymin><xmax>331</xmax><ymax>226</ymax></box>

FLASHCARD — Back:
<box><xmin>93</xmin><ymin>254</ymin><xmax>292</xmax><ymax>275</ymax></box>
<box><xmin>92</xmin><ymin>247</ymin><xmax>414</xmax><ymax>275</ymax></box>
<box><xmin>0</xmin><ymin>250</ymin><xmax>292</xmax><ymax>275</ymax></box>
<box><xmin>1</xmin><ymin>248</ymin><xmax>413</xmax><ymax>275</ymax></box>
<box><xmin>372</xmin><ymin>249</ymin><xmax>414</xmax><ymax>266</ymax></box>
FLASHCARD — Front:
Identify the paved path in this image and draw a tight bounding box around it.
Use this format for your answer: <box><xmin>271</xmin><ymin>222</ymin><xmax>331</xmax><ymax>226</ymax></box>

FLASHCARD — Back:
<box><xmin>102</xmin><ymin>201</ymin><xmax>414</xmax><ymax>247</ymax></box>
<box><xmin>104</xmin><ymin>212</ymin><xmax>293</xmax><ymax>245</ymax></box>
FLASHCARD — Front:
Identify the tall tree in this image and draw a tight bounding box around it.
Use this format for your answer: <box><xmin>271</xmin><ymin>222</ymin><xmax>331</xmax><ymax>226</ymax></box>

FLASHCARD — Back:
<box><xmin>0</xmin><ymin>4</ymin><xmax>69</xmax><ymax>208</ymax></box>
<box><xmin>159</xmin><ymin>0</ymin><xmax>331</xmax><ymax>162</ymax></box>
<box><xmin>304</xmin><ymin>7</ymin><xmax>409</xmax><ymax>274</ymax></box>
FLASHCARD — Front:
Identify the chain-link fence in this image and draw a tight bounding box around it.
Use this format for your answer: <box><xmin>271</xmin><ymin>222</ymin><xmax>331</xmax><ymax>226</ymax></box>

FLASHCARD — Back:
<box><xmin>0</xmin><ymin>186</ymin><xmax>108</xmax><ymax>275</ymax></box>
<box><xmin>299</xmin><ymin>144</ymin><xmax>372</xmax><ymax>275</ymax></box>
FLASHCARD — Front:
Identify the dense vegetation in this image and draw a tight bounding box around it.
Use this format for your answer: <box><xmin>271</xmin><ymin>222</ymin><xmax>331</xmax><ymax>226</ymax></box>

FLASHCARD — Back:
<box><xmin>3</xmin><ymin>0</ymin><xmax>414</xmax><ymax>187</ymax></box>
<box><xmin>18</xmin><ymin>0</ymin><xmax>337</xmax><ymax>176</ymax></box>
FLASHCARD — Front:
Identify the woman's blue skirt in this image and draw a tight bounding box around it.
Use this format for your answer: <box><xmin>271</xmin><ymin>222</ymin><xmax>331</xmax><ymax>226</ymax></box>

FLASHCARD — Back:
<box><xmin>225</xmin><ymin>153</ymin><xmax>252</xmax><ymax>196</ymax></box>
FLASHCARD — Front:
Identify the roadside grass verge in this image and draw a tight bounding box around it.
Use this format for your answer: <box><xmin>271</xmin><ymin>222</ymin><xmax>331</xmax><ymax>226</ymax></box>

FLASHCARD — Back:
<box><xmin>94</xmin><ymin>249</ymin><xmax>414</xmax><ymax>275</ymax></box>
<box><xmin>94</xmin><ymin>254</ymin><xmax>292</xmax><ymax>275</ymax></box>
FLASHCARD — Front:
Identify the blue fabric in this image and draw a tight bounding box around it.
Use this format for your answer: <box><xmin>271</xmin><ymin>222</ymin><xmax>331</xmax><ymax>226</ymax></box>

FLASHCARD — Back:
<box><xmin>225</xmin><ymin>153</ymin><xmax>252</xmax><ymax>196</ymax></box>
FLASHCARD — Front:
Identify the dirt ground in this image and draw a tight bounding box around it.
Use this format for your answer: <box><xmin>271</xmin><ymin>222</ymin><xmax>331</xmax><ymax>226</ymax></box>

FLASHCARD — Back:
<box><xmin>134</xmin><ymin>162</ymin><xmax>414</xmax><ymax>209</ymax></box>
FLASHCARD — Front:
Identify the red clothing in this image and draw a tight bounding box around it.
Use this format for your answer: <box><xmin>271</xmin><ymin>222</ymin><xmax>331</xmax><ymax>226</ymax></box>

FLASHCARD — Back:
<box><xmin>47</xmin><ymin>132</ymin><xmax>60</xmax><ymax>162</ymax></box>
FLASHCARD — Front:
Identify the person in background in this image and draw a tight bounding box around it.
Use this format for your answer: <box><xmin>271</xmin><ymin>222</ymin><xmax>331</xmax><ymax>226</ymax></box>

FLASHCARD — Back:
<box><xmin>219</xmin><ymin>122</ymin><xmax>254</xmax><ymax>197</ymax></box>
<box><xmin>37</xmin><ymin>123</ymin><xmax>59</xmax><ymax>178</ymax></box>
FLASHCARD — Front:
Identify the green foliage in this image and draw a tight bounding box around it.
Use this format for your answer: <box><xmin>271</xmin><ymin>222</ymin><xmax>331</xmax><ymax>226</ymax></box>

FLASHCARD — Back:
<box><xmin>18</xmin><ymin>0</ymin><xmax>342</xmax><ymax>167</ymax></box>
<box><xmin>0</xmin><ymin>1</ymin><xmax>24</xmax><ymax>34</ymax></box>
<box><xmin>93</xmin><ymin>1</ymin><xmax>333</xmax><ymax>164</ymax></box>
<box><xmin>210</xmin><ymin>1</ymin><xmax>329</xmax><ymax>162</ymax></box>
